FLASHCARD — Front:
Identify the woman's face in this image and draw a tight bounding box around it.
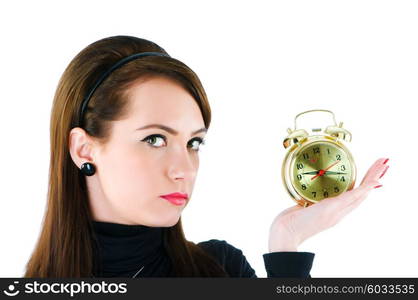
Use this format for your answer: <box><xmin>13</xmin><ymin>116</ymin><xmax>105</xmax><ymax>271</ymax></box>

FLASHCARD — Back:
<box><xmin>70</xmin><ymin>76</ymin><xmax>206</xmax><ymax>227</ymax></box>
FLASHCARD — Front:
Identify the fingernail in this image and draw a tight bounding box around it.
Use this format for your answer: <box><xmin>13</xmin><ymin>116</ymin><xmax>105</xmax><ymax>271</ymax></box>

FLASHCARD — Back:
<box><xmin>383</xmin><ymin>158</ymin><xmax>389</xmax><ymax>164</ymax></box>
<box><xmin>379</xmin><ymin>165</ymin><xmax>389</xmax><ymax>179</ymax></box>
<box><xmin>374</xmin><ymin>184</ymin><xmax>383</xmax><ymax>189</ymax></box>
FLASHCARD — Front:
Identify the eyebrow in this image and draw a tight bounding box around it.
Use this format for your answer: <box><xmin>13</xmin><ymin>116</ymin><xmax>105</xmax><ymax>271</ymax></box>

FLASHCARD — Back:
<box><xmin>135</xmin><ymin>124</ymin><xmax>207</xmax><ymax>136</ymax></box>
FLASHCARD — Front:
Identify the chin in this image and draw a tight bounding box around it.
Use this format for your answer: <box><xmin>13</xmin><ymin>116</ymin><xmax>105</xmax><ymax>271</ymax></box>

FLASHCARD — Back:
<box><xmin>160</xmin><ymin>216</ymin><xmax>181</xmax><ymax>227</ymax></box>
<box><xmin>142</xmin><ymin>214</ymin><xmax>181</xmax><ymax>228</ymax></box>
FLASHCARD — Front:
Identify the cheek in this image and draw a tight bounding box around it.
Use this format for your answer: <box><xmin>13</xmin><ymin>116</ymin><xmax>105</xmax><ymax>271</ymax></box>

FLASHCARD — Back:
<box><xmin>98</xmin><ymin>146</ymin><xmax>162</xmax><ymax>205</ymax></box>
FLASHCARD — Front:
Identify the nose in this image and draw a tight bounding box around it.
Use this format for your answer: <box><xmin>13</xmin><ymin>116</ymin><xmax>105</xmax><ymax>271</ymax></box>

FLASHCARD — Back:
<box><xmin>167</xmin><ymin>146</ymin><xmax>197</xmax><ymax>181</ymax></box>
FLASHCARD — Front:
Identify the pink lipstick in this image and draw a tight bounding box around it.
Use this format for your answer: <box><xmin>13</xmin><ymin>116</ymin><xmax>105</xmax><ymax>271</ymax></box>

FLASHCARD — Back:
<box><xmin>160</xmin><ymin>192</ymin><xmax>188</xmax><ymax>206</ymax></box>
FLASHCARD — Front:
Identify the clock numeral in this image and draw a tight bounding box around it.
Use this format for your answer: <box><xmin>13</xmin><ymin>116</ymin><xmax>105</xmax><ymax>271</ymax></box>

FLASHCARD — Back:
<box><xmin>301</xmin><ymin>184</ymin><xmax>307</xmax><ymax>190</ymax></box>
<box><xmin>323</xmin><ymin>191</ymin><xmax>329</xmax><ymax>198</ymax></box>
<box><xmin>341</xmin><ymin>165</ymin><xmax>346</xmax><ymax>171</ymax></box>
<box><xmin>327</xmin><ymin>148</ymin><xmax>331</xmax><ymax>154</ymax></box>
<box><xmin>303</xmin><ymin>153</ymin><xmax>309</xmax><ymax>160</ymax></box>
<box><xmin>340</xmin><ymin>176</ymin><xmax>346</xmax><ymax>182</ymax></box>
<box><xmin>297</xmin><ymin>174</ymin><xmax>302</xmax><ymax>181</ymax></box>
<box><xmin>313</xmin><ymin>147</ymin><xmax>320</xmax><ymax>154</ymax></box>
<box><xmin>297</xmin><ymin>163</ymin><xmax>304</xmax><ymax>170</ymax></box>
<box><xmin>312</xmin><ymin>191</ymin><xmax>316</xmax><ymax>198</ymax></box>
<box><xmin>336</xmin><ymin>154</ymin><xmax>341</xmax><ymax>161</ymax></box>
<box><xmin>334</xmin><ymin>186</ymin><xmax>340</xmax><ymax>193</ymax></box>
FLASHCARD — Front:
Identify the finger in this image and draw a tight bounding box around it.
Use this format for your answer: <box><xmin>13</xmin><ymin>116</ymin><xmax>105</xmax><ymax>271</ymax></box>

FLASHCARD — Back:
<box><xmin>360</xmin><ymin>158</ymin><xmax>390</xmax><ymax>186</ymax></box>
<box><xmin>321</xmin><ymin>181</ymin><xmax>375</xmax><ymax>211</ymax></box>
<box><xmin>302</xmin><ymin>183</ymin><xmax>374</xmax><ymax>230</ymax></box>
<box><xmin>360</xmin><ymin>158</ymin><xmax>388</xmax><ymax>185</ymax></box>
<box><xmin>379</xmin><ymin>165</ymin><xmax>389</xmax><ymax>180</ymax></box>
<box><xmin>336</xmin><ymin>180</ymin><xmax>380</xmax><ymax>220</ymax></box>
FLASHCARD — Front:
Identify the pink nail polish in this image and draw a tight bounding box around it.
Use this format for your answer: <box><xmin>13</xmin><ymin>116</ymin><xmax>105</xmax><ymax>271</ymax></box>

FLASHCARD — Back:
<box><xmin>383</xmin><ymin>158</ymin><xmax>389</xmax><ymax>164</ymax></box>
<box><xmin>379</xmin><ymin>165</ymin><xmax>389</xmax><ymax>179</ymax></box>
<box><xmin>374</xmin><ymin>184</ymin><xmax>383</xmax><ymax>189</ymax></box>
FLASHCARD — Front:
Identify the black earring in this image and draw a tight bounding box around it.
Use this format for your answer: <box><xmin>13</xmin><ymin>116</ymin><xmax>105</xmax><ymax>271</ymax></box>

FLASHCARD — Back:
<box><xmin>80</xmin><ymin>162</ymin><xmax>96</xmax><ymax>176</ymax></box>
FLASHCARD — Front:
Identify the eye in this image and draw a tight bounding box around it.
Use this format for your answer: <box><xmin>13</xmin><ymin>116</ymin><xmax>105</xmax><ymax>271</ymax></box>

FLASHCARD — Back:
<box><xmin>141</xmin><ymin>134</ymin><xmax>206</xmax><ymax>151</ymax></box>
<box><xmin>141</xmin><ymin>134</ymin><xmax>166</xmax><ymax>147</ymax></box>
<box><xmin>188</xmin><ymin>137</ymin><xmax>205</xmax><ymax>152</ymax></box>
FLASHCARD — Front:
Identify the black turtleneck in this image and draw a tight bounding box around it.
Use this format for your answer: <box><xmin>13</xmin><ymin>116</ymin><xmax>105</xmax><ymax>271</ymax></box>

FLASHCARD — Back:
<box><xmin>91</xmin><ymin>221</ymin><xmax>171</xmax><ymax>277</ymax></box>
<box><xmin>91</xmin><ymin>221</ymin><xmax>315</xmax><ymax>278</ymax></box>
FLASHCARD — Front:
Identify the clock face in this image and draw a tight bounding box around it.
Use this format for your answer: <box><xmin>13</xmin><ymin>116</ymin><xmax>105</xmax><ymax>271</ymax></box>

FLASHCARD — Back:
<box><xmin>291</xmin><ymin>141</ymin><xmax>353</xmax><ymax>202</ymax></box>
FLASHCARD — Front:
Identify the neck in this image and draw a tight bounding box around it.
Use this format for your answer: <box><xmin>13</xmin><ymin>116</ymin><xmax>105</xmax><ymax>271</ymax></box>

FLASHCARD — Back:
<box><xmin>91</xmin><ymin>220</ymin><xmax>166</xmax><ymax>277</ymax></box>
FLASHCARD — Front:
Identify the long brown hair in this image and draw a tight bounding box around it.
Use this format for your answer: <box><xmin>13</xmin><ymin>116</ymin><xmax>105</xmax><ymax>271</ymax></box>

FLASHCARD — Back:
<box><xmin>24</xmin><ymin>35</ymin><xmax>229</xmax><ymax>277</ymax></box>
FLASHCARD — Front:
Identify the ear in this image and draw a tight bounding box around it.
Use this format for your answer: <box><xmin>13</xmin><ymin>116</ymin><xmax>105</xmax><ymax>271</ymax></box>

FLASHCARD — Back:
<box><xmin>68</xmin><ymin>127</ymin><xmax>96</xmax><ymax>170</ymax></box>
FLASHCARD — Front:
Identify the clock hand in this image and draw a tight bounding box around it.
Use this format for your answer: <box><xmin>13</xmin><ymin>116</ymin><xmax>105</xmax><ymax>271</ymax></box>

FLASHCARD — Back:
<box><xmin>311</xmin><ymin>160</ymin><xmax>340</xmax><ymax>181</ymax></box>
<box><xmin>301</xmin><ymin>170</ymin><xmax>347</xmax><ymax>177</ymax></box>
<box><xmin>301</xmin><ymin>171</ymin><xmax>319</xmax><ymax>175</ymax></box>
<box><xmin>324</xmin><ymin>171</ymin><xmax>347</xmax><ymax>175</ymax></box>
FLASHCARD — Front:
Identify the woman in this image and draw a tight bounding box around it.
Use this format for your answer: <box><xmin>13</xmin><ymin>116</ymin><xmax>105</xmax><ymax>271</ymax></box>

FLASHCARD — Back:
<box><xmin>24</xmin><ymin>35</ymin><xmax>389</xmax><ymax>277</ymax></box>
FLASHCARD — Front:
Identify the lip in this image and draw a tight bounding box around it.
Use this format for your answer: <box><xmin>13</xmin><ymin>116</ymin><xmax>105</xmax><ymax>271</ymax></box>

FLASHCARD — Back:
<box><xmin>160</xmin><ymin>192</ymin><xmax>188</xmax><ymax>206</ymax></box>
<box><xmin>161</xmin><ymin>192</ymin><xmax>188</xmax><ymax>199</ymax></box>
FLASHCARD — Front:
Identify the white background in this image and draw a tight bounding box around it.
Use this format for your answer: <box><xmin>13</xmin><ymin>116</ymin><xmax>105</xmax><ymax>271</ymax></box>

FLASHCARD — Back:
<box><xmin>1</xmin><ymin>0</ymin><xmax>417</xmax><ymax>277</ymax></box>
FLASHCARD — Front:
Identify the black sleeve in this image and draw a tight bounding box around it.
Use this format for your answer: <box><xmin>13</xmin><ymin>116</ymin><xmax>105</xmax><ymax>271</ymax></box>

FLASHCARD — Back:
<box><xmin>197</xmin><ymin>239</ymin><xmax>314</xmax><ymax>278</ymax></box>
<box><xmin>262</xmin><ymin>252</ymin><xmax>314</xmax><ymax>278</ymax></box>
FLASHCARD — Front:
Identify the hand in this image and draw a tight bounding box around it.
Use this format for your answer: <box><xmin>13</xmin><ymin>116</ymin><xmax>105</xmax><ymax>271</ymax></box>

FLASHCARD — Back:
<box><xmin>268</xmin><ymin>157</ymin><xmax>390</xmax><ymax>252</ymax></box>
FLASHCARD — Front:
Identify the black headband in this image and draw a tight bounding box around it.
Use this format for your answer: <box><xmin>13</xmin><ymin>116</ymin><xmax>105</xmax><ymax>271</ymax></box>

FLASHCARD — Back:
<box><xmin>78</xmin><ymin>51</ymin><xmax>170</xmax><ymax>128</ymax></box>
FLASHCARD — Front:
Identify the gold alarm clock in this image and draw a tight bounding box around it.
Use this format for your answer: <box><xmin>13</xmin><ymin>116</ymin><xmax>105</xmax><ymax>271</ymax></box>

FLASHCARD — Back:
<box><xmin>282</xmin><ymin>109</ymin><xmax>357</xmax><ymax>207</ymax></box>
